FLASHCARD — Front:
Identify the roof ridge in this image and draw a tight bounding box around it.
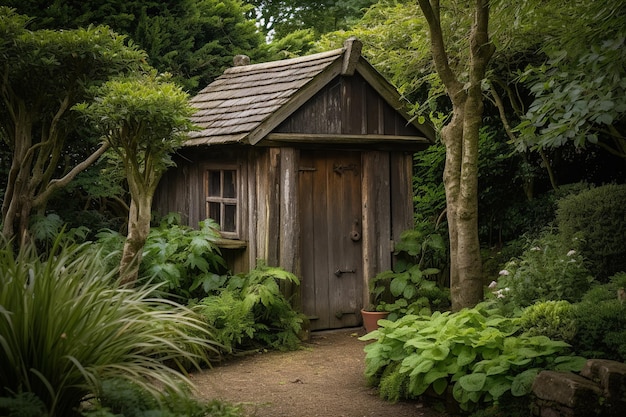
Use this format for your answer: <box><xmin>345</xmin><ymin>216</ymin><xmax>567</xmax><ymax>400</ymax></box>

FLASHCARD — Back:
<box><xmin>223</xmin><ymin>47</ymin><xmax>344</xmax><ymax>74</ymax></box>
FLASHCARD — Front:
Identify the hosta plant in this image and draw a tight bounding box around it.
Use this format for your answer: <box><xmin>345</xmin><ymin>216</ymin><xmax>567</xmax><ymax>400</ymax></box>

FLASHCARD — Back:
<box><xmin>0</xmin><ymin>238</ymin><xmax>218</xmax><ymax>417</ymax></box>
<box><xmin>360</xmin><ymin>304</ymin><xmax>586</xmax><ymax>411</ymax></box>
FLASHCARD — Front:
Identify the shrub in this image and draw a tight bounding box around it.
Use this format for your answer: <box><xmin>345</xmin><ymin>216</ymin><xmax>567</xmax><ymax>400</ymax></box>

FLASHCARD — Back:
<box><xmin>195</xmin><ymin>261</ymin><xmax>305</xmax><ymax>354</ymax></box>
<box><xmin>140</xmin><ymin>215</ymin><xmax>228</xmax><ymax>299</ymax></box>
<box><xmin>494</xmin><ymin>232</ymin><xmax>594</xmax><ymax>309</ymax></box>
<box><xmin>369</xmin><ymin>223</ymin><xmax>450</xmax><ymax>319</ymax></box>
<box><xmin>519</xmin><ymin>300</ymin><xmax>576</xmax><ymax>342</ymax></box>
<box><xmin>0</xmin><ymin>238</ymin><xmax>217</xmax><ymax>417</ymax></box>
<box><xmin>570</xmin><ymin>273</ymin><xmax>626</xmax><ymax>361</ymax></box>
<box><xmin>360</xmin><ymin>304</ymin><xmax>585</xmax><ymax>412</ymax></box>
<box><xmin>82</xmin><ymin>378</ymin><xmax>245</xmax><ymax>417</ymax></box>
<box><xmin>97</xmin><ymin>214</ymin><xmax>228</xmax><ymax>301</ymax></box>
<box><xmin>557</xmin><ymin>183</ymin><xmax>626</xmax><ymax>281</ymax></box>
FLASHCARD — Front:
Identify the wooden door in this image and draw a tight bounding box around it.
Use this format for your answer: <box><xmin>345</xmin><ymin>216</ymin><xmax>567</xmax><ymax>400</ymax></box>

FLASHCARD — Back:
<box><xmin>299</xmin><ymin>150</ymin><xmax>363</xmax><ymax>330</ymax></box>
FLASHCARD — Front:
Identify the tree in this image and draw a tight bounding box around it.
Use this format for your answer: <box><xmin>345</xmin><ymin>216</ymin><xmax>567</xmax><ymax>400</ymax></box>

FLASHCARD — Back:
<box><xmin>74</xmin><ymin>73</ymin><xmax>195</xmax><ymax>284</ymax></box>
<box><xmin>415</xmin><ymin>0</ymin><xmax>494</xmax><ymax>310</ymax></box>
<box><xmin>249</xmin><ymin>0</ymin><xmax>376</xmax><ymax>39</ymax></box>
<box><xmin>0</xmin><ymin>7</ymin><xmax>146</xmax><ymax>245</ymax></box>
<box><xmin>4</xmin><ymin>0</ymin><xmax>265</xmax><ymax>93</ymax></box>
<box><xmin>514</xmin><ymin>1</ymin><xmax>626</xmax><ymax>160</ymax></box>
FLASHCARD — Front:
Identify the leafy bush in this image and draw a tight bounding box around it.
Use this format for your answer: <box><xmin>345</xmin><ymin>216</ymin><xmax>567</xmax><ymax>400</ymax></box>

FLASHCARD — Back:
<box><xmin>0</xmin><ymin>238</ymin><xmax>217</xmax><ymax>417</ymax></box>
<box><xmin>570</xmin><ymin>273</ymin><xmax>626</xmax><ymax>361</ymax></box>
<box><xmin>369</xmin><ymin>224</ymin><xmax>450</xmax><ymax>319</ymax></box>
<box><xmin>97</xmin><ymin>214</ymin><xmax>228</xmax><ymax>300</ymax></box>
<box><xmin>0</xmin><ymin>393</ymin><xmax>46</xmax><ymax>417</ymax></box>
<box><xmin>195</xmin><ymin>261</ymin><xmax>305</xmax><ymax>354</ymax></box>
<box><xmin>494</xmin><ymin>232</ymin><xmax>594</xmax><ymax>308</ymax></box>
<box><xmin>519</xmin><ymin>300</ymin><xmax>576</xmax><ymax>342</ymax></box>
<box><xmin>557</xmin><ymin>183</ymin><xmax>626</xmax><ymax>281</ymax></box>
<box><xmin>360</xmin><ymin>304</ymin><xmax>585</xmax><ymax>412</ymax></box>
<box><xmin>140</xmin><ymin>214</ymin><xmax>228</xmax><ymax>299</ymax></box>
<box><xmin>82</xmin><ymin>378</ymin><xmax>245</xmax><ymax>417</ymax></box>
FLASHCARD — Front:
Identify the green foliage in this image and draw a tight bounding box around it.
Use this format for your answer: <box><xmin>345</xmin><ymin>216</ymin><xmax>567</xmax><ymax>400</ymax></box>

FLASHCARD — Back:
<box><xmin>519</xmin><ymin>300</ymin><xmax>576</xmax><ymax>342</ymax></box>
<box><xmin>74</xmin><ymin>72</ymin><xmax>195</xmax><ymax>179</ymax></box>
<box><xmin>82</xmin><ymin>378</ymin><xmax>245</xmax><ymax>417</ymax></box>
<box><xmin>412</xmin><ymin>142</ymin><xmax>446</xmax><ymax>224</ymax></box>
<box><xmin>515</xmin><ymin>1</ymin><xmax>626</xmax><ymax>155</ymax></box>
<box><xmin>570</xmin><ymin>273</ymin><xmax>626</xmax><ymax>362</ymax></box>
<box><xmin>195</xmin><ymin>261</ymin><xmax>304</xmax><ymax>354</ymax></box>
<box><xmin>369</xmin><ymin>224</ymin><xmax>449</xmax><ymax>319</ymax></box>
<box><xmin>556</xmin><ymin>183</ymin><xmax>626</xmax><ymax>281</ymax></box>
<box><xmin>0</xmin><ymin>237</ymin><xmax>217</xmax><ymax>416</ymax></box>
<box><xmin>0</xmin><ymin>392</ymin><xmax>46</xmax><ymax>417</ymax></box>
<box><xmin>494</xmin><ymin>232</ymin><xmax>594</xmax><ymax>308</ymax></box>
<box><xmin>360</xmin><ymin>305</ymin><xmax>586</xmax><ymax>411</ymax></box>
<box><xmin>250</xmin><ymin>0</ymin><xmax>376</xmax><ymax>39</ymax></box>
<box><xmin>140</xmin><ymin>215</ymin><xmax>228</xmax><ymax>299</ymax></box>
<box><xmin>6</xmin><ymin>0</ymin><xmax>265</xmax><ymax>94</ymax></box>
<box><xmin>0</xmin><ymin>7</ymin><xmax>147</xmax><ymax>242</ymax></box>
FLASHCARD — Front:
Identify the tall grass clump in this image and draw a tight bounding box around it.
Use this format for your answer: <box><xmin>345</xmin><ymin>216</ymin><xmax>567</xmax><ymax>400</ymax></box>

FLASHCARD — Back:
<box><xmin>0</xmin><ymin>238</ymin><xmax>218</xmax><ymax>417</ymax></box>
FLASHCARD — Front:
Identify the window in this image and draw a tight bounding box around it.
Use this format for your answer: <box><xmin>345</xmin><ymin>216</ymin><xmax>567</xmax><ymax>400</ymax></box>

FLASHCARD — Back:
<box><xmin>205</xmin><ymin>168</ymin><xmax>238</xmax><ymax>237</ymax></box>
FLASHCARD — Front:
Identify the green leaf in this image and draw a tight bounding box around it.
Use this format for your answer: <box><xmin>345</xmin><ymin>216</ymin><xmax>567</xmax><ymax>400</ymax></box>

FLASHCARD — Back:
<box><xmin>458</xmin><ymin>373</ymin><xmax>487</xmax><ymax>392</ymax></box>
<box><xmin>487</xmin><ymin>376</ymin><xmax>512</xmax><ymax>399</ymax></box>
<box><xmin>185</xmin><ymin>252</ymin><xmax>210</xmax><ymax>273</ymax></box>
<box><xmin>390</xmin><ymin>274</ymin><xmax>408</xmax><ymax>297</ymax></box>
<box><xmin>511</xmin><ymin>369</ymin><xmax>540</xmax><ymax>396</ymax></box>
<box><xmin>553</xmin><ymin>355</ymin><xmax>587</xmax><ymax>372</ymax></box>
<box><xmin>422</xmin><ymin>344</ymin><xmax>450</xmax><ymax>361</ymax></box>
<box><xmin>408</xmin><ymin>358</ymin><xmax>435</xmax><ymax>376</ymax></box>
<box><xmin>456</xmin><ymin>346</ymin><xmax>477</xmax><ymax>367</ymax></box>
<box><xmin>432</xmin><ymin>377</ymin><xmax>448</xmax><ymax>396</ymax></box>
<box><xmin>403</xmin><ymin>284</ymin><xmax>417</xmax><ymax>299</ymax></box>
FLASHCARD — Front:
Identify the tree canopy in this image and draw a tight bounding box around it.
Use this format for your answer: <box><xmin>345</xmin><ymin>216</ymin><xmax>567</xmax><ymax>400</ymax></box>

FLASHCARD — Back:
<box><xmin>3</xmin><ymin>0</ymin><xmax>265</xmax><ymax>93</ymax></box>
<box><xmin>74</xmin><ymin>72</ymin><xmax>195</xmax><ymax>283</ymax></box>
<box><xmin>0</xmin><ymin>7</ymin><xmax>146</xmax><ymax>244</ymax></box>
<box><xmin>249</xmin><ymin>0</ymin><xmax>376</xmax><ymax>39</ymax></box>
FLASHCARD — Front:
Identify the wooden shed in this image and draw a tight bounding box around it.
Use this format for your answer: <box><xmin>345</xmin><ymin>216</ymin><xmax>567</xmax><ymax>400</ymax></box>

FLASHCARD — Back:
<box><xmin>154</xmin><ymin>38</ymin><xmax>435</xmax><ymax>330</ymax></box>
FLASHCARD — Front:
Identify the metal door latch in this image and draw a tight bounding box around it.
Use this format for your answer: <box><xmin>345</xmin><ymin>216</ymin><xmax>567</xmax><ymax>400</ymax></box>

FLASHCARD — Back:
<box><xmin>334</xmin><ymin>268</ymin><xmax>356</xmax><ymax>277</ymax></box>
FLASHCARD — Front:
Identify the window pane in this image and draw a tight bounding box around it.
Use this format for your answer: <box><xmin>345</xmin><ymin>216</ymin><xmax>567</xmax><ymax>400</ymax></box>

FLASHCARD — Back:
<box><xmin>208</xmin><ymin>202</ymin><xmax>220</xmax><ymax>222</ymax></box>
<box><xmin>208</xmin><ymin>171</ymin><xmax>221</xmax><ymax>197</ymax></box>
<box><xmin>223</xmin><ymin>170</ymin><xmax>236</xmax><ymax>198</ymax></box>
<box><xmin>223</xmin><ymin>204</ymin><xmax>236</xmax><ymax>232</ymax></box>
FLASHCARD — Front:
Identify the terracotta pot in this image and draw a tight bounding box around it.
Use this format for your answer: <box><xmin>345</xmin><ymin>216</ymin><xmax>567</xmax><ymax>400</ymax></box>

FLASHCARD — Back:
<box><xmin>360</xmin><ymin>309</ymin><xmax>389</xmax><ymax>333</ymax></box>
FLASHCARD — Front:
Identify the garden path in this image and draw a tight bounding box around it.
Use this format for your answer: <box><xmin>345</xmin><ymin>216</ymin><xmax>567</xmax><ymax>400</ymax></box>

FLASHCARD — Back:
<box><xmin>191</xmin><ymin>328</ymin><xmax>449</xmax><ymax>417</ymax></box>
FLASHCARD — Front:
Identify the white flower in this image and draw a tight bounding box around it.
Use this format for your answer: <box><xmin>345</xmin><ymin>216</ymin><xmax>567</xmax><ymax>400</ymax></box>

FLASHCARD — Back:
<box><xmin>531</xmin><ymin>246</ymin><xmax>541</xmax><ymax>251</ymax></box>
<box><xmin>499</xmin><ymin>270</ymin><xmax>510</xmax><ymax>276</ymax></box>
<box><xmin>495</xmin><ymin>290</ymin><xmax>506</xmax><ymax>299</ymax></box>
<box><xmin>567</xmin><ymin>250</ymin><xmax>576</xmax><ymax>257</ymax></box>
<box><xmin>488</xmin><ymin>280</ymin><xmax>498</xmax><ymax>289</ymax></box>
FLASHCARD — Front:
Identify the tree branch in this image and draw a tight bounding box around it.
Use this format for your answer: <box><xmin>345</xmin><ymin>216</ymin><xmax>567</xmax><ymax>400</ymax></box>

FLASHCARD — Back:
<box><xmin>34</xmin><ymin>142</ymin><xmax>110</xmax><ymax>207</ymax></box>
<box><xmin>488</xmin><ymin>82</ymin><xmax>517</xmax><ymax>143</ymax></box>
<box><xmin>416</xmin><ymin>0</ymin><xmax>464</xmax><ymax>99</ymax></box>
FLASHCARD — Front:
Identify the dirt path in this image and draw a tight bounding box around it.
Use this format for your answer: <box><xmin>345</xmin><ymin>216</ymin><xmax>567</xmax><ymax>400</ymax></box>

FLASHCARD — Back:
<box><xmin>191</xmin><ymin>328</ymin><xmax>449</xmax><ymax>417</ymax></box>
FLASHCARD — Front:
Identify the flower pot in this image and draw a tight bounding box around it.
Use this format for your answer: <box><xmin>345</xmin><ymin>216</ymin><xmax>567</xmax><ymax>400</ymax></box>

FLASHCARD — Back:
<box><xmin>360</xmin><ymin>309</ymin><xmax>389</xmax><ymax>333</ymax></box>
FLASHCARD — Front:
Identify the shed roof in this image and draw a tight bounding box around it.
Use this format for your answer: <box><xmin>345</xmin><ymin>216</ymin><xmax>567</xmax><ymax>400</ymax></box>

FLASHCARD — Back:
<box><xmin>186</xmin><ymin>38</ymin><xmax>435</xmax><ymax>147</ymax></box>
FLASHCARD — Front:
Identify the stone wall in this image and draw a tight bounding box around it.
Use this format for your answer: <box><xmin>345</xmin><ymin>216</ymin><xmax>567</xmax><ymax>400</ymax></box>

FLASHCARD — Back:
<box><xmin>531</xmin><ymin>359</ymin><xmax>626</xmax><ymax>417</ymax></box>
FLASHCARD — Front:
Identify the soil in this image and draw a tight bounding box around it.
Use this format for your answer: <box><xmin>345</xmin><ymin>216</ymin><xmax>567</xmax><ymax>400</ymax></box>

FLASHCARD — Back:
<box><xmin>191</xmin><ymin>328</ymin><xmax>450</xmax><ymax>417</ymax></box>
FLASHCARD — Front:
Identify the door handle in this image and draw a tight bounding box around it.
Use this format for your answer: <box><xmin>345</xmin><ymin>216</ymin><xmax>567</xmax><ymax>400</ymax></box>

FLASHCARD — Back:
<box><xmin>334</xmin><ymin>268</ymin><xmax>356</xmax><ymax>277</ymax></box>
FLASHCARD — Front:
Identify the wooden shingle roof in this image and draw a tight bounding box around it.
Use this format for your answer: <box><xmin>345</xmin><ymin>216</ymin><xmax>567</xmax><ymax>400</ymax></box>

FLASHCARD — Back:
<box><xmin>186</xmin><ymin>38</ymin><xmax>434</xmax><ymax>146</ymax></box>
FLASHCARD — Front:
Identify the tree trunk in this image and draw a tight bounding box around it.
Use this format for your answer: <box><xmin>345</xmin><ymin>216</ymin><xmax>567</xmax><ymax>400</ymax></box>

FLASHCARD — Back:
<box><xmin>119</xmin><ymin>193</ymin><xmax>153</xmax><ymax>285</ymax></box>
<box><xmin>418</xmin><ymin>0</ymin><xmax>494</xmax><ymax>310</ymax></box>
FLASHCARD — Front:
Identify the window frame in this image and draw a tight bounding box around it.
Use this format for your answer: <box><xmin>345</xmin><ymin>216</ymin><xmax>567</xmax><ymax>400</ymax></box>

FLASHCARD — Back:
<box><xmin>203</xmin><ymin>165</ymin><xmax>240</xmax><ymax>239</ymax></box>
